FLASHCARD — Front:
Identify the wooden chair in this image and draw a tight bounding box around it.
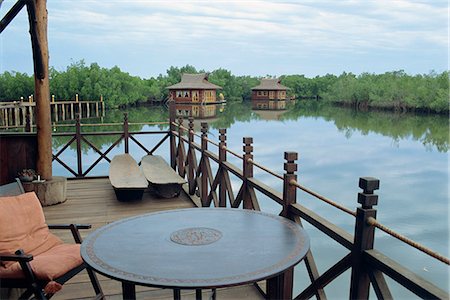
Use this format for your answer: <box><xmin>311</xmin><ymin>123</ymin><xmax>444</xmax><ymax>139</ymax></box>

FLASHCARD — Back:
<box><xmin>0</xmin><ymin>179</ymin><xmax>104</xmax><ymax>299</ymax></box>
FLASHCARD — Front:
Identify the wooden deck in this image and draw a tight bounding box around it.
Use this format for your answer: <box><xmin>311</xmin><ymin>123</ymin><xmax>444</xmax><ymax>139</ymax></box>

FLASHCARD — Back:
<box><xmin>43</xmin><ymin>178</ymin><xmax>264</xmax><ymax>300</ymax></box>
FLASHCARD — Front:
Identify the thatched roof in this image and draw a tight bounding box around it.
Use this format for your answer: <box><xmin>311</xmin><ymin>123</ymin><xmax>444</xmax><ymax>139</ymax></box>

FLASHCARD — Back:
<box><xmin>166</xmin><ymin>73</ymin><xmax>222</xmax><ymax>90</ymax></box>
<box><xmin>251</xmin><ymin>78</ymin><xmax>289</xmax><ymax>91</ymax></box>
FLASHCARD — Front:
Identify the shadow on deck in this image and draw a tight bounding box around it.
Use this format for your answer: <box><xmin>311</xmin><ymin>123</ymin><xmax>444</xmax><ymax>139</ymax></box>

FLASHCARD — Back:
<box><xmin>43</xmin><ymin>178</ymin><xmax>264</xmax><ymax>300</ymax></box>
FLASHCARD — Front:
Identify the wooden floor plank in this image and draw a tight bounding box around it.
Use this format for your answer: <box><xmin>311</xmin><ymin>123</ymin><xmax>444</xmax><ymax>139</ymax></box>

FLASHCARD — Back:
<box><xmin>43</xmin><ymin>178</ymin><xmax>263</xmax><ymax>299</ymax></box>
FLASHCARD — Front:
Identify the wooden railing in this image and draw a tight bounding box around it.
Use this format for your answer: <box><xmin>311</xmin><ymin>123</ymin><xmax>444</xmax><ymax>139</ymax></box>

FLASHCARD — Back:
<box><xmin>45</xmin><ymin>102</ymin><xmax>448</xmax><ymax>299</ymax></box>
<box><xmin>0</xmin><ymin>95</ymin><xmax>105</xmax><ymax>129</ymax></box>
<box><xmin>166</xmin><ymin>102</ymin><xmax>449</xmax><ymax>299</ymax></box>
<box><xmin>52</xmin><ymin>113</ymin><xmax>169</xmax><ymax>177</ymax></box>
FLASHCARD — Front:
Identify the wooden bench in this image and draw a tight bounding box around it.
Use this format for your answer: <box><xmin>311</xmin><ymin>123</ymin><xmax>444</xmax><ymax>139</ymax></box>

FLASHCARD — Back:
<box><xmin>109</xmin><ymin>154</ymin><xmax>148</xmax><ymax>201</ymax></box>
<box><xmin>141</xmin><ymin>155</ymin><xmax>186</xmax><ymax>198</ymax></box>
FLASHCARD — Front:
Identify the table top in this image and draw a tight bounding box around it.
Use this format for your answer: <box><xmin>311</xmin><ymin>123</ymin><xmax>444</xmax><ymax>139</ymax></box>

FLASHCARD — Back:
<box><xmin>81</xmin><ymin>208</ymin><xmax>310</xmax><ymax>289</ymax></box>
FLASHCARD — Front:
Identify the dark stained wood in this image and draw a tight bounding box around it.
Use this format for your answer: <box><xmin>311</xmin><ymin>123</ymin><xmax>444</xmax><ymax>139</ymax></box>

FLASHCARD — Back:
<box><xmin>218</xmin><ymin>129</ymin><xmax>227</xmax><ymax>207</ymax></box>
<box><xmin>295</xmin><ymin>253</ymin><xmax>352</xmax><ymax>300</ymax></box>
<box><xmin>109</xmin><ymin>154</ymin><xmax>147</xmax><ymax>201</ymax></box>
<box><xmin>0</xmin><ymin>133</ymin><xmax>37</xmax><ymax>185</ymax></box>
<box><xmin>0</xmin><ymin>0</ymin><xmax>26</xmax><ymax>33</ymax></box>
<box><xmin>242</xmin><ymin>137</ymin><xmax>255</xmax><ymax>209</ymax></box>
<box><xmin>368</xmin><ymin>269</ymin><xmax>393</xmax><ymax>299</ymax></box>
<box><xmin>364</xmin><ymin>249</ymin><xmax>448</xmax><ymax>300</ymax></box>
<box><xmin>187</xmin><ymin>117</ymin><xmax>196</xmax><ymax>195</ymax></box>
<box><xmin>350</xmin><ymin>178</ymin><xmax>379</xmax><ymax>299</ymax></box>
<box><xmin>200</xmin><ymin>122</ymin><xmax>209</xmax><ymax>206</ymax></box>
<box><xmin>41</xmin><ymin>178</ymin><xmax>264</xmax><ymax>299</ymax></box>
<box><xmin>290</xmin><ymin>203</ymin><xmax>354</xmax><ymax>250</ymax></box>
<box><xmin>248</xmin><ymin>177</ymin><xmax>283</xmax><ymax>205</ymax></box>
<box><xmin>169</xmin><ymin>100</ymin><xmax>177</xmax><ymax>169</ymax></box>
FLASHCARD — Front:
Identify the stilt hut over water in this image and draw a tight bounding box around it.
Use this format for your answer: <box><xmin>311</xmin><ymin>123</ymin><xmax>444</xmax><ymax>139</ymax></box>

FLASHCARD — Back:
<box><xmin>251</xmin><ymin>78</ymin><xmax>289</xmax><ymax>110</ymax></box>
<box><xmin>167</xmin><ymin>73</ymin><xmax>224</xmax><ymax>118</ymax></box>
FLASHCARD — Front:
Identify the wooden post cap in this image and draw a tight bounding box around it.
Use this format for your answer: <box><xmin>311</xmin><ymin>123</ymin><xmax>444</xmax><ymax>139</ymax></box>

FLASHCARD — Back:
<box><xmin>284</xmin><ymin>152</ymin><xmax>298</xmax><ymax>173</ymax></box>
<box><xmin>359</xmin><ymin>177</ymin><xmax>380</xmax><ymax>193</ymax></box>
<box><xmin>219</xmin><ymin>129</ymin><xmax>226</xmax><ymax>142</ymax></box>
<box><xmin>284</xmin><ymin>152</ymin><xmax>298</xmax><ymax>162</ymax></box>
<box><xmin>243</xmin><ymin>137</ymin><xmax>253</xmax><ymax>144</ymax></box>
<box><xmin>358</xmin><ymin>177</ymin><xmax>379</xmax><ymax>208</ymax></box>
<box><xmin>357</xmin><ymin>193</ymin><xmax>378</xmax><ymax>208</ymax></box>
<box><xmin>201</xmin><ymin>122</ymin><xmax>208</xmax><ymax>134</ymax></box>
<box><xmin>243</xmin><ymin>137</ymin><xmax>253</xmax><ymax>154</ymax></box>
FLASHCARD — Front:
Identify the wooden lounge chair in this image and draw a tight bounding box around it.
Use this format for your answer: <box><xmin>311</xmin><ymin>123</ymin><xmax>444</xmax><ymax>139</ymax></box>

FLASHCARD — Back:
<box><xmin>0</xmin><ymin>179</ymin><xmax>103</xmax><ymax>300</ymax></box>
<box><xmin>109</xmin><ymin>154</ymin><xmax>148</xmax><ymax>201</ymax></box>
<box><xmin>141</xmin><ymin>155</ymin><xmax>186</xmax><ymax>198</ymax></box>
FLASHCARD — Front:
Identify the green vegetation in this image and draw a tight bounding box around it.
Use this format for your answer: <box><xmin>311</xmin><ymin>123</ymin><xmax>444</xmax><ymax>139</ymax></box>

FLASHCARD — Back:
<box><xmin>0</xmin><ymin>61</ymin><xmax>448</xmax><ymax>113</ymax></box>
<box><xmin>319</xmin><ymin>71</ymin><xmax>449</xmax><ymax>113</ymax></box>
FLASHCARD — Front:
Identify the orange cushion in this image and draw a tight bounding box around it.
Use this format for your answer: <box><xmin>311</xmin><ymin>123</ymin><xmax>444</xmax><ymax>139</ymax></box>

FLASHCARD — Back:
<box><xmin>0</xmin><ymin>244</ymin><xmax>83</xmax><ymax>280</ymax></box>
<box><xmin>0</xmin><ymin>192</ymin><xmax>81</xmax><ymax>280</ymax></box>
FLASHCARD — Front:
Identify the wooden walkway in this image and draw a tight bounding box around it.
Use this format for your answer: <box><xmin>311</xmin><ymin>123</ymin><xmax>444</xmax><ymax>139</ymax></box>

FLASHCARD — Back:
<box><xmin>43</xmin><ymin>178</ymin><xmax>264</xmax><ymax>300</ymax></box>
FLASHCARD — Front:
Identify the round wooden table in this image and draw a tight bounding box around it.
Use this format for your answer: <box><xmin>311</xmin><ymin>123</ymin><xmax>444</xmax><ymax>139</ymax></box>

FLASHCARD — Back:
<box><xmin>81</xmin><ymin>208</ymin><xmax>310</xmax><ymax>299</ymax></box>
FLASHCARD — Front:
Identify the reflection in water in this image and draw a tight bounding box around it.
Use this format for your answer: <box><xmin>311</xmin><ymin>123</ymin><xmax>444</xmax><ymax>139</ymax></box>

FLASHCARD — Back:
<box><xmin>52</xmin><ymin>102</ymin><xmax>449</xmax><ymax>153</ymax></box>
<box><xmin>282</xmin><ymin>102</ymin><xmax>449</xmax><ymax>152</ymax></box>
<box><xmin>252</xmin><ymin>109</ymin><xmax>286</xmax><ymax>121</ymax></box>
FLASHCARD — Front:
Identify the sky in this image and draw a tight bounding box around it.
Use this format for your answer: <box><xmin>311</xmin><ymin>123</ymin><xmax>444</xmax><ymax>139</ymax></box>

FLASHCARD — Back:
<box><xmin>0</xmin><ymin>0</ymin><xmax>448</xmax><ymax>79</ymax></box>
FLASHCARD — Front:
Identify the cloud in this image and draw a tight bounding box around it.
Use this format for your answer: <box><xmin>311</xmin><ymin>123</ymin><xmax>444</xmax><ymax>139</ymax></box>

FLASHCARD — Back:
<box><xmin>1</xmin><ymin>0</ymin><xmax>446</xmax><ymax>76</ymax></box>
<box><xmin>48</xmin><ymin>1</ymin><xmax>446</xmax><ymax>49</ymax></box>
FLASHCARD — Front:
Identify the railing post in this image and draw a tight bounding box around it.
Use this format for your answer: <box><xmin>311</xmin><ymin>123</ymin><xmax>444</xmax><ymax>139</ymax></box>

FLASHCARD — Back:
<box><xmin>200</xmin><ymin>122</ymin><xmax>208</xmax><ymax>207</ymax></box>
<box><xmin>101</xmin><ymin>95</ymin><xmax>105</xmax><ymax>117</ymax></box>
<box><xmin>267</xmin><ymin>152</ymin><xmax>298</xmax><ymax>300</ymax></box>
<box><xmin>177</xmin><ymin>116</ymin><xmax>185</xmax><ymax>177</ymax></box>
<box><xmin>281</xmin><ymin>151</ymin><xmax>298</xmax><ymax>219</ymax></box>
<box><xmin>75</xmin><ymin>114</ymin><xmax>82</xmax><ymax>177</ymax></box>
<box><xmin>168</xmin><ymin>99</ymin><xmax>176</xmax><ymax>169</ymax></box>
<box><xmin>123</xmin><ymin>113</ymin><xmax>129</xmax><ymax>154</ymax></box>
<box><xmin>242</xmin><ymin>137</ymin><xmax>253</xmax><ymax>209</ymax></box>
<box><xmin>25</xmin><ymin>112</ymin><xmax>31</xmax><ymax>132</ymax></box>
<box><xmin>188</xmin><ymin>117</ymin><xmax>195</xmax><ymax>195</ymax></box>
<box><xmin>350</xmin><ymin>177</ymin><xmax>380</xmax><ymax>299</ymax></box>
<box><xmin>219</xmin><ymin>129</ymin><xmax>227</xmax><ymax>207</ymax></box>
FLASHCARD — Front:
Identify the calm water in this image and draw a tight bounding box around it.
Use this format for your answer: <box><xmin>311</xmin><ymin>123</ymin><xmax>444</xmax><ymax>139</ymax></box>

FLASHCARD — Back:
<box><xmin>53</xmin><ymin>102</ymin><xmax>449</xmax><ymax>298</ymax></box>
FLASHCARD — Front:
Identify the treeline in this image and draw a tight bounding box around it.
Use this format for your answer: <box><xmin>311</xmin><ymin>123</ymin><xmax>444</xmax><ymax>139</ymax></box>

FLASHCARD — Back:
<box><xmin>320</xmin><ymin>71</ymin><xmax>449</xmax><ymax>113</ymax></box>
<box><xmin>0</xmin><ymin>61</ymin><xmax>448</xmax><ymax>113</ymax></box>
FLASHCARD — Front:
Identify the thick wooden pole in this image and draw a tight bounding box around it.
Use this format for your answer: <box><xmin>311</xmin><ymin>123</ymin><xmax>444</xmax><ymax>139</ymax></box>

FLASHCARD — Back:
<box><xmin>27</xmin><ymin>0</ymin><xmax>52</xmax><ymax>180</ymax></box>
